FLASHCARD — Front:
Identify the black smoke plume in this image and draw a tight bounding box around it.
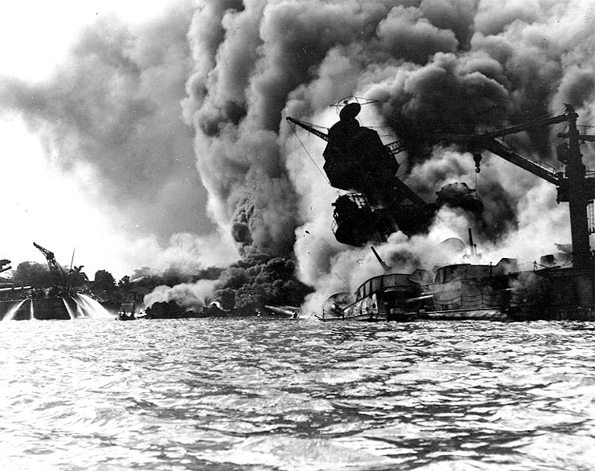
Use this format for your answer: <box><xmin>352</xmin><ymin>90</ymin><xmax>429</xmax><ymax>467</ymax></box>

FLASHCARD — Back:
<box><xmin>3</xmin><ymin>1</ymin><xmax>595</xmax><ymax>313</ymax></box>
<box><xmin>183</xmin><ymin>0</ymin><xmax>595</xmax><ymax>312</ymax></box>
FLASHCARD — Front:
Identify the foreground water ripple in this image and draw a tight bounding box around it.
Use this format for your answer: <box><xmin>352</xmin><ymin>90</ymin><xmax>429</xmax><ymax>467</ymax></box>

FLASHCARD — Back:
<box><xmin>1</xmin><ymin>319</ymin><xmax>595</xmax><ymax>470</ymax></box>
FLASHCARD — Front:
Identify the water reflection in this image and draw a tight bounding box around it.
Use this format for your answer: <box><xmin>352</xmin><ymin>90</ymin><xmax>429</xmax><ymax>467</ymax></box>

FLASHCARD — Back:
<box><xmin>0</xmin><ymin>319</ymin><xmax>594</xmax><ymax>470</ymax></box>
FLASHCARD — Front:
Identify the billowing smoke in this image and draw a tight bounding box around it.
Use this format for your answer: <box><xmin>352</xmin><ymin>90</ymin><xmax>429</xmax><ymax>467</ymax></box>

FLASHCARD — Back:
<box><xmin>3</xmin><ymin>1</ymin><xmax>595</xmax><ymax>314</ymax></box>
<box><xmin>180</xmin><ymin>0</ymin><xmax>595</xmax><ymax>314</ymax></box>
<box><xmin>1</xmin><ymin>6</ymin><xmax>196</xmax><ymax>236</ymax></box>
<box><xmin>0</xmin><ymin>2</ymin><xmax>239</xmax><ymax>277</ymax></box>
<box><xmin>144</xmin><ymin>279</ymin><xmax>218</xmax><ymax>311</ymax></box>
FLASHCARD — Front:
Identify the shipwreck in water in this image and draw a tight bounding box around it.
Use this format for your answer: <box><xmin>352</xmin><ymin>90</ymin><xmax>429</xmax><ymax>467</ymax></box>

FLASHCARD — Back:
<box><xmin>287</xmin><ymin>99</ymin><xmax>595</xmax><ymax>321</ymax></box>
<box><xmin>0</xmin><ymin>242</ymin><xmax>109</xmax><ymax>321</ymax></box>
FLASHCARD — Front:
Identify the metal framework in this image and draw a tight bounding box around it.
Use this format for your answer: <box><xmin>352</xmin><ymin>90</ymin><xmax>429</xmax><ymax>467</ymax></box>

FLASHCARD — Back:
<box><xmin>434</xmin><ymin>105</ymin><xmax>595</xmax><ymax>271</ymax></box>
<box><xmin>33</xmin><ymin>242</ymin><xmax>70</xmax><ymax>290</ymax></box>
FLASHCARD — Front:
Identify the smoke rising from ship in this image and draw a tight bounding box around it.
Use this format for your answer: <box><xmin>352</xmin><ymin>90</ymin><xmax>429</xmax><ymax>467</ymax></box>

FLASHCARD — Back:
<box><xmin>2</xmin><ymin>1</ymin><xmax>595</xmax><ymax>312</ymax></box>
<box><xmin>183</xmin><ymin>0</ymin><xmax>595</xmax><ymax>311</ymax></box>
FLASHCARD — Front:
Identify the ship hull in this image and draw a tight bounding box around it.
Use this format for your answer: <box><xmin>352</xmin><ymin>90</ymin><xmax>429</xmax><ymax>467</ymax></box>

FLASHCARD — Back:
<box><xmin>321</xmin><ymin>265</ymin><xmax>595</xmax><ymax>322</ymax></box>
<box><xmin>1</xmin><ymin>298</ymin><xmax>73</xmax><ymax>321</ymax></box>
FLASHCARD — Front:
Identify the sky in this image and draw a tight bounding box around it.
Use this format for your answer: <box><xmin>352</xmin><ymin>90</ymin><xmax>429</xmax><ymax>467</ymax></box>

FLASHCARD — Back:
<box><xmin>0</xmin><ymin>2</ymin><xmax>171</xmax><ymax>81</ymax></box>
<box><xmin>0</xmin><ymin>1</ymin><xmax>236</xmax><ymax>280</ymax></box>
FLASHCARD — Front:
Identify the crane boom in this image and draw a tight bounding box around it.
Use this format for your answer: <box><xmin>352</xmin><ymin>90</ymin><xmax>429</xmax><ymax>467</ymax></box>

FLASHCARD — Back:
<box><xmin>434</xmin><ymin>114</ymin><xmax>569</xmax><ymax>143</ymax></box>
<box><xmin>286</xmin><ymin>116</ymin><xmax>328</xmax><ymax>142</ymax></box>
<box><xmin>433</xmin><ymin>113</ymin><xmax>570</xmax><ymax>185</ymax></box>
<box><xmin>479</xmin><ymin>138</ymin><xmax>560</xmax><ymax>185</ymax></box>
<box><xmin>436</xmin><ymin>105</ymin><xmax>595</xmax><ymax>271</ymax></box>
<box><xmin>33</xmin><ymin>242</ymin><xmax>69</xmax><ymax>288</ymax></box>
<box><xmin>478</xmin><ymin>113</ymin><xmax>569</xmax><ymax>140</ymax></box>
<box><xmin>0</xmin><ymin>258</ymin><xmax>10</xmax><ymax>274</ymax></box>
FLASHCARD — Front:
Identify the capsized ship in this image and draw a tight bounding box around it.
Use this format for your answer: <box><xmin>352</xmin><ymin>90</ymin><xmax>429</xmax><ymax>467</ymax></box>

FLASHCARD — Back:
<box><xmin>287</xmin><ymin>99</ymin><xmax>595</xmax><ymax>321</ymax></box>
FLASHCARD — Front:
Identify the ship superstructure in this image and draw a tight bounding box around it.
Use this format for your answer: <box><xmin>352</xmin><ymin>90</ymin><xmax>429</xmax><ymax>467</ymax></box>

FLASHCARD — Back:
<box><xmin>288</xmin><ymin>100</ymin><xmax>595</xmax><ymax>320</ymax></box>
<box><xmin>287</xmin><ymin>97</ymin><xmax>482</xmax><ymax>246</ymax></box>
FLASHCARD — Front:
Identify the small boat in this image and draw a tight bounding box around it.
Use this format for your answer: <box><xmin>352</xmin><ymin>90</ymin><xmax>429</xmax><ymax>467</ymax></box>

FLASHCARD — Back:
<box><xmin>117</xmin><ymin>302</ymin><xmax>146</xmax><ymax>321</ymax></box>
<box><xmin>264</xmin><ymin>305</ymin><xmax>300</xmax><ymax>319</ymax></box>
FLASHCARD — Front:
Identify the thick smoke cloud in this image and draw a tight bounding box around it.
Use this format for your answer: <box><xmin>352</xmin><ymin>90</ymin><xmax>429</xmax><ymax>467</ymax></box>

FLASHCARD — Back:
<box><xmin>180</xmin><ymin>0</ymin><xmax>593</xmax><ymax>312</ymax></box>
<box><xmin>144</xmin><ymin>279</ymin><xmax>218</xmax><ymax>311</ymax></box>
<box><xmin>167</xmin><ymin>0</ymin><xmax>595</xmax><ymax>312</ymax></box>
<box><xmin>4</xmin><ymin>1</ymin><xmax>595</xmax><ymax>313</ymax></box>
<box><xmin>0</xmin><ymin>2</ymin><xmax>222</xmax><ymax>261</ymax></box>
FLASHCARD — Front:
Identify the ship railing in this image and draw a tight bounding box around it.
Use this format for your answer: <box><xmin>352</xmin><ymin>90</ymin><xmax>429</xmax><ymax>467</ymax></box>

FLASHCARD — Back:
<box><xmin>588</xmin><ymin>201</ymin><xmax>595</xmax><ymax>234</ymax></box>
<box><xmin>322</xmin><ymin>297</ymin><xmax>382</xmax><ymax>321</ymax></box>
<box><xmin>431</xmin><ymin>291</ymin><xmax>510</xmax><ymax>311</ymax></box>
<box><xmin>331</xmin><ymin>193</ymin><xmax>373</xmax><ymax>233</ymax></box>
<box><xmin>495</xmin><ymin>138</ymin><xmax>560</xmax><ymax>175</ymax></box>
<box><xmin>343</xmin><ymin>303</ymin><xmax>381</xmax><ymax>320</ymax></box>
<box><xmin>323</xmin><ymin>288</ymin><xmax>513</xmax><ymax>319</ymax></box>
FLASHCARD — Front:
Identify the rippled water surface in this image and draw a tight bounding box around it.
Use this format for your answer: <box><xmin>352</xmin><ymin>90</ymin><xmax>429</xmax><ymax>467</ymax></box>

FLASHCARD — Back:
<box><xmin>1</xmin><ymin>318</ymin><xmax>595</xmax><ymax>470</ymax></box>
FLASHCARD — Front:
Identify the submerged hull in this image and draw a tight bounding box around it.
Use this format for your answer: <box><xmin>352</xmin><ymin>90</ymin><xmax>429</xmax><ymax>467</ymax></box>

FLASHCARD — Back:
<box><xmin>1</xmin><ymin>298</ymin><xmax>72</xmax><ymax>321</ymax></box>
<box><xmin>1</xmin><ymin>294</ymin><xmax>113</xmax><ymax>321</ymax></box>
<box><xmin>321</xmin><ymin>264</ymin><xmax>595</xmax><ymax>322</ymax></box>
<box><xmin>318</xmin><ymin>308</ymin><xmax>507</xmax><ymax>322</ymax></box>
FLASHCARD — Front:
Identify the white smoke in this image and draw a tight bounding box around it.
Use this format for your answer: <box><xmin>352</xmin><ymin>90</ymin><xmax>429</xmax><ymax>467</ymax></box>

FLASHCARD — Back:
<box><xmin>3</xmin><ymin>0</ymin><xmax>595</xmax><ymax>313</ymax></box>
<box><xmin>278</xmin><ymin>0</ymin><xmax>595</xmax><ymax>313</ymax></box>
<box><xmin>143</xmin><ymin>279</ymin><xmax>218</xmax><ymax>310</ymax></box>
<box><xmin>0</xmin><ymin>2</ymin><xmax>239</xmax><ymax>278</ymax></box>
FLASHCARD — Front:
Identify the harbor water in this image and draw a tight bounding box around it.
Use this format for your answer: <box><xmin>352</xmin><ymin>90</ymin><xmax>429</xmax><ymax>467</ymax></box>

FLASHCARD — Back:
<box><xmin>1</xmin><ymin>318</ymin><xmax>594</xmax><ymax>470</ymax></box>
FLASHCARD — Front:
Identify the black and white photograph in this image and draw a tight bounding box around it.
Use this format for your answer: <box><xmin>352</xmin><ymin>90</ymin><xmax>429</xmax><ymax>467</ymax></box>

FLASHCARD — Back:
<box><xmin>1</xmin><ymin>1</ymin><xmax>594</xmax><ymax>469</ymax></box>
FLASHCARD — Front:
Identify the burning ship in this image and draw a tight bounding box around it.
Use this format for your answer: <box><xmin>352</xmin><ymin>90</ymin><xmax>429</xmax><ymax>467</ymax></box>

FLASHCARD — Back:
<box><xmin>288</xmin><ymin>99</ymin><xmax>595</xmax><ymax>321</ymax></box>
<box><xmin>0</xmin><ymin>243</ymin><xmax>109</xmax><ymax>321</ymax></box>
